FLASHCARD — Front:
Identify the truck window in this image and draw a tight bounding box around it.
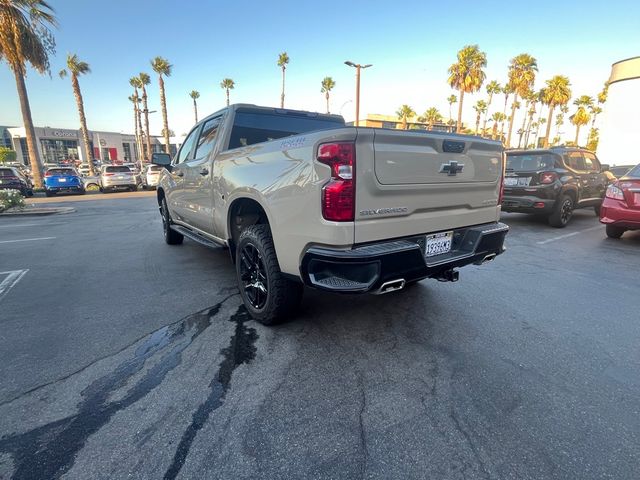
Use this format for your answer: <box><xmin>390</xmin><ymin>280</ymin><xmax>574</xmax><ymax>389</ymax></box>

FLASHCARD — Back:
<box><xmin>583</xmin><ymin>152</ymin><xmax>600</xmax><ymax>172</ymax></box>
<box><xmin>228</xmin><ymin>111</ymin><xmax>344</xmax><ymax>150</ymax></box>
<box><xmin>176</xmin><ymin>127</ymin><xmax>199</xmax><ymax>164</ymax></box>
<box><xmin>194</xmin><ymin>117</ymin><xmax>222</xmax><ymax>159</ymax></box>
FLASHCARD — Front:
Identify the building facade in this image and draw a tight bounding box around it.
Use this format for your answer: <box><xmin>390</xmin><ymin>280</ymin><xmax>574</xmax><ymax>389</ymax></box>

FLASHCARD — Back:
<box><xmin>5</xmin><ymin>126</ymin><xmax>179</xmax><ymax>166</ymax></box>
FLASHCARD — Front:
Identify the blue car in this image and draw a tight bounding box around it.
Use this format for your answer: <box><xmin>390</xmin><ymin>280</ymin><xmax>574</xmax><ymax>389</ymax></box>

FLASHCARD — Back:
<box><xmin>44</xmin><ymin>167</ymin><xmax>85</xmax><ymax>197</ymax></box>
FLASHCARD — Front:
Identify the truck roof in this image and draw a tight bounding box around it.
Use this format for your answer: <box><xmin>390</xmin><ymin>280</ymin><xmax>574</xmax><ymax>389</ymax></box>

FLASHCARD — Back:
<box><xmin>201</xmin><ymin>104</ymin><xmax>345</xmax><ymax>126</ymax></box>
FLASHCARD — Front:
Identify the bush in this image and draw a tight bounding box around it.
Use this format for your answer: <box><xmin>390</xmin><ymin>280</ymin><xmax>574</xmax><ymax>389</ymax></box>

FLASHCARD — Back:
<box><xmin>0</xmin><ymin>147</ymin><xmax>17</xmax><ymax>164</ymax></box>
<box><xmin>0</xmin><ymin>189</ymin><xmax>25</xmax><ymax>213</ymax></box>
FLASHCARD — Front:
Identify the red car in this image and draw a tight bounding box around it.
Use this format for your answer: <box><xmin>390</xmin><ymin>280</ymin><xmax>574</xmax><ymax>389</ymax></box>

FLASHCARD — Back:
<box><xmin>600</xmin><ymin>163</ymin><xmax>640</xmax><ymax>238</ymax></box>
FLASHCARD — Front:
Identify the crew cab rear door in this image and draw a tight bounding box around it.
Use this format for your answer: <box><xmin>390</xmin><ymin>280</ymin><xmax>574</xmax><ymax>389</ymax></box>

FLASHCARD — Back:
<box><xmin>354</xmin><ymin>129</ymin><xmax>503</xmax><ymax>244</ymax></box>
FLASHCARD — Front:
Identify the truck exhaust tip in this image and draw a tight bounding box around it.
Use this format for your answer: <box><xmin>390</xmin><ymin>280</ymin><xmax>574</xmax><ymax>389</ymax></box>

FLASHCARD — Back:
<box><xmin>374</xmin><ymin>279</ymin><xmax>406</xmax><ymax>294</ymax></box>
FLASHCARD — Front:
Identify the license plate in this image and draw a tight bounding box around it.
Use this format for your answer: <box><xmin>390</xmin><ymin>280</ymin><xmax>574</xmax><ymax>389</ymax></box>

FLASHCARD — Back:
<box><xmin>59</xmin><ymin>178</ymin><xmax>66</xmax><ymax>182</ymax></box>
<box><xmin>425</xmin><ymin>231</ymin><xmax>453</xmax><ymax>257</ymax></box>
<box><xmin>117</xmin><ymin>175</ymin><xmax>124</xmax><ymax>179</ymax></box>
<box><xmin>504</xmin><ymin>177</ymin><xmax>531</xmax><ymax>187</ymax></box>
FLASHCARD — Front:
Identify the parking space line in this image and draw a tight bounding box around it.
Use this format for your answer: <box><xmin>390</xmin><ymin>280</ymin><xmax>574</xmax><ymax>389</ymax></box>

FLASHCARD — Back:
<box><xmin>536</xmin><ymin>225</ymin><xmax>603</xmax><ymax>245</ymax></box>
<box><xmin>0</xmin><ymin>237</ymin><xmax>56</xmax><ymax>244</ymax></box>
<box><xmin>0</xmin><ymin>224</ymin><xmax>44</xmax><ymax>228</ymax></box>
<box><xmin>0</xmin><ymin>270</ymin><xmax>28</xmax><ymax>302</ymax></box>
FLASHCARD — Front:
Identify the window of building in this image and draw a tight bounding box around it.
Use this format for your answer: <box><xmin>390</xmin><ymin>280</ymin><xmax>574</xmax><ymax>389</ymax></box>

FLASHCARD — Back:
<box><xmin>40</xmin><ymin>138</ymin><xmax>79</xmax><ymax>164</ymax></box>
<box><xmin>100</xmin><ymin>147</ymin><xmax>109</xmax><ymax>161</ymax></box>
<box><xmin>123</xmin><ymin>142</ymin><xmax>132</xmax><ymax>162</ymax></box>
<box><xmin>19</xmin><ymin>138</ymin><xmax>30</xmax><ymax>165</ymax></box>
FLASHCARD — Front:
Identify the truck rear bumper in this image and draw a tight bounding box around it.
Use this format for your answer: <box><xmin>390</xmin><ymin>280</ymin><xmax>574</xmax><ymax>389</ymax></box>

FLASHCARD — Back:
<box><xmin>300</xmin><ymin>222</ymin><xmax>509</xmax><ymax>293</ymax></box>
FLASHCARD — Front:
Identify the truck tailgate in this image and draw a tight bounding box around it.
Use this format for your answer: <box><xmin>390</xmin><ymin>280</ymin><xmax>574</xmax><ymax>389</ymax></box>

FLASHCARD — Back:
<box><xmin>355</xmin><ymin>129</ymin><xmax>503</xmax><ymax>244</ymax></box>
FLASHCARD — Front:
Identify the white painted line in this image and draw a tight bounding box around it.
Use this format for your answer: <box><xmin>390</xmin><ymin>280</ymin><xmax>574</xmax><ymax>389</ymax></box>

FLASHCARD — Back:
<box><xmin>0</xmin><ymin>236</ymin><xmax>56</xmax><ymax>244</ymax></box>
<box><xmin>537</xmin><ymin>225</ymin><xmax>603</xmax><ymax>245</ymax></box>
<box><xmin>0</xmin><ymin>223</ymin><xmax>47</xmax><ymax>228</ymax></box>
<box><xmin>0</xmin><ymin>269</ymin><xmax>28</xmax><ymax>302</ymax></box>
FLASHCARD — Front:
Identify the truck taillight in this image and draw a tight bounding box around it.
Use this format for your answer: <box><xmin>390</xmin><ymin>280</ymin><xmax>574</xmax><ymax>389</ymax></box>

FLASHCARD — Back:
<box><xmin>317</xmin><ymin>142</ymin><xmax>355</xmax><ymax>221</ymax></box>
<box><xmin>539</xmin><ymin>172</ymin><xmax>558</xmax><ymax>184</ymax></box>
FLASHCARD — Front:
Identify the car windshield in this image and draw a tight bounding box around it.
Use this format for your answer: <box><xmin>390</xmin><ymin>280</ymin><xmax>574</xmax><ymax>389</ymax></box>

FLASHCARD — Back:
<box><xmin>0</xmin><ymin>168</ymin><xmax>17</xmax><ymax>177</ymax></box>
<box><xmin>506</xmin><ymin>153</ymin><xmax>557</xmax><ymax>171</ymax></box>
<box><xmin>105</xmin><ymin>166</ymin><xmax>131</xmax><ymax>173</ymax></box>
<box><xmin>623</xmin><ymin>164</ymin><xmax>640</xmax><ymax>178</ymax></box>
<box><xmin>48</xmin><ymin>168</ymin><xmax>76</xmax><ymax>176</ymax></box>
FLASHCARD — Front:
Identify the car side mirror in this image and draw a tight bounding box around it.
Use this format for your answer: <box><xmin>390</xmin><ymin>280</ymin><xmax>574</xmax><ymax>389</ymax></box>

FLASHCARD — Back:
<box><xmin>151</xmin><ymin>153</ymin><xmax>172</xmax><ymax>167</ymax></box>
<box><xmin>600</xmin><ymin>164</ymin><xmax>610</xmax><ymax>172</ymax></box>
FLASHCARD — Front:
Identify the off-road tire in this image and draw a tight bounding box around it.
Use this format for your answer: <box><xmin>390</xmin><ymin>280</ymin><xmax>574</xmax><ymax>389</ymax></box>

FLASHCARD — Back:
<box><xmin>161</xmin><ymin>197</ymin><xmax>184</xmax><ymax>245</ymax></box>
<box><xmin>548</xmin><ymin>194</ymin><xmax>574</xmax><ymax>228</ymax></box>
<box><xmin>605</xmin><ymin>225</ymin><xmax>625</xmax><ymax>239</ymax></box>
<box><xmin>236</xmin><ymin>224</ymin><xmax>302</xmax><ymax>325</ymax></box>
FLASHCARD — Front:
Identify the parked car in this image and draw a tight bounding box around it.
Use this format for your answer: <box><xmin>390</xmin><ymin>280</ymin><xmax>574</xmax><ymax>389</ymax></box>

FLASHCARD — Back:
<box><xmin>43</xmin><ymin>167</ymin><xmax>85</xmax><ymax>196</ymax></box>
<box><xmin>502</xmin><ymin>147</ymin><xmax>609</xmax><ymax>227</ymax></box>
<box><xmin>0</xmin><ymin>167</ymin><xmax>33</xmax><ymax>196</ymax></box>
<box><xmin>609</xmin><ymin>165</ymin><xmax>635</xmax><ymax>178</ymax></box>
<box><xmin>153</xmin><ymin>104</ymin><xmax>508</xmax><ymax>324</ymax></box>
<box><xmin>600</xmin><ymin>163</ymin><xmax>640</xmax><ymax>238</ymax></box>
<box><xmin>140</xmin><ymin>164</ymin><xmax>163</xmax><ymax>189</ymax></box>
<box><xmin>99</xmin><ymin>165</ymin><xmax>137</xmax><ymax>193</ymax></box>
<box><xmin>77</xmin><ymin>164</ymin><xmax>92</xmax><ymax>176</ymax></box>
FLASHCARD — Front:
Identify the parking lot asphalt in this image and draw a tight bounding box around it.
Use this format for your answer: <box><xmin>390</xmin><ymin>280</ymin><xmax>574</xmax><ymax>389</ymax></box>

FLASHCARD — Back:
<box><xmin>0</xmin><ymin>194</ymin><xmax>639</xmax><ymax>480</ymax></box>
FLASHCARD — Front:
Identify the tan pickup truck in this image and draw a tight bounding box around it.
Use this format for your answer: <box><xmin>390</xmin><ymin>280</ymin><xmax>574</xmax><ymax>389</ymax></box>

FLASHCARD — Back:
<box><xmin>152</xmin><ymin>104</ymin><xmax>508</xmax><ymax>324</ymax></box>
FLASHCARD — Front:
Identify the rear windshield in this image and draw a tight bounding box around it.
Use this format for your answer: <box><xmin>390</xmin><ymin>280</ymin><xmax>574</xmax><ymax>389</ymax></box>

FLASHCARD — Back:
<box><xmin>0</xmin><ymin>168</ymin><xmax>16</xmax><ymax>177</ymax></box>
<box><xmin>506</xmin><ymin>153</ymin><xmax>557</xmax><ymax>171</ymax></box>
<box><xmin>48</xmin><ymin>168</ymin><xmax>76</xmax><ymax>176</ymax></box>
<box><xmin>624</xmin><ymin>164</ymin><xmax>640</xmax><ymax>178</ymax></box>
<box><xmin>228</xmin><ymin>111</ymin><xmax>344</xmax><ymax>150</ymax></box>
<box><xmin>105</xmin><ymin>166</ymin><xmax>131</xmax><ymax>173</ymax></box>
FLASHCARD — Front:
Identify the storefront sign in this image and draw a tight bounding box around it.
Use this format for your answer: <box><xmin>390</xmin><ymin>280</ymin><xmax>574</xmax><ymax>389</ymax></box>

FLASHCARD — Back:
<box><xmin>51</xmin><ymin>130</ymin><xmax>77</xmax><ymax>138</ymax></box>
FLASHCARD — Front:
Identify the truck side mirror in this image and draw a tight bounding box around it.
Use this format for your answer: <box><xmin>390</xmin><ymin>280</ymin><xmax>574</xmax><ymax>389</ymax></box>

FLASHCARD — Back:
<box><xmin>151</xmin><ymin>153</ymin><xmax>172</xmax><ymax>167</ymax></box>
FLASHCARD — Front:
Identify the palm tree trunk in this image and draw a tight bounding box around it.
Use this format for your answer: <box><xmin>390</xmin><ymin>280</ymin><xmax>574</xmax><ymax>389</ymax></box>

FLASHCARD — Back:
<box><xmin>141</xmin><ymin>86</ymin><xmax>151</xmax><ymax>162</ymax></box>
<box><xmin>518</xmin><ymin>100</ymin><xmax>530</xmax><ymax>148</ymax></box>
<box><xmin>575</xmin><ymin>125</ymin><xmax>580</xmax><ymax>145</ymax></box>
<box><xmin>482</xmin><ymin>94</ymin><xmax>493</xmax><ymax>135</ymax></box>
<box><xmin>280</xmin><ymin>67</ymin><xmax>286</xmax><ymax>108</ymax></box>
<box><xmin>193</xmin><ymin>98</ymin><xmax>198</xmax><ymax>123</ymax></box>
<box><xmin>158</xmin><ymin>75</ymin><xmax>170</xmax><ymax>154</ymax></box>
<box><xmin>506</xmin><ymin>94</ymin><xmax>519</xmax><ymax>147</ymax></box>
<box><xmin>326</xmin><ymin>92</ymin><xmax>330</xmax><ymax>114</ymax></box>
<box><xmin>456</xmin><ymin>90</ymin><xmax>464</xmax><ymax>133</ymax></box>
<box><xmin>543</xmin><ymin>106</ymin><xmax>555</xmax><ymax>148</ymax></box>
<box><xmin>475</xmin><ymin>115</ymin><xmax>480</xmax><ymax>135</ymax></box>
<box><xmin>133</xmin><ymin>103</ymin><xmax>140</xmax><ymax>161</ymax></box>
<box><xmin>70</xmin><ymin>74</ymin><xmax>95</xmax><ymax>176</ymax></box>
<box><xmin>13</xmin><ymin>69</ymin><xmax>43</xmax><ymax>188</ymax></box>
<box><xmin>492</xmin><ymin>123</ymin><xmax>498</xmax><ymax>140</ymax></box>
<box><xmin>226</xmin><ymin>89</ymin><xmax>230</xmax><ymax>107</ymax></box>
<box><xmin>137</xmin><ymin>104</ymin><xmax>144</xmax><ymax>161</ymax></box>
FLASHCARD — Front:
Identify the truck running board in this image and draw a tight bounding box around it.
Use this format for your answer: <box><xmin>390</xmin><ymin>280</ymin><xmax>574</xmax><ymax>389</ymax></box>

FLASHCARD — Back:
<box><xmin>171</xmin><ymin>225</ymin><xmax>225</xmax><ymax>249</ymax></box>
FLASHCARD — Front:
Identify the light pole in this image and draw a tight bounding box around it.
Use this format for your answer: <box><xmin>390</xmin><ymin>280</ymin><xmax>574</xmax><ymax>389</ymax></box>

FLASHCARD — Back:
<box><xmin>344</xmin><ymin>61</ymin><xmax>372</xmax><ymax>126</ymax></box>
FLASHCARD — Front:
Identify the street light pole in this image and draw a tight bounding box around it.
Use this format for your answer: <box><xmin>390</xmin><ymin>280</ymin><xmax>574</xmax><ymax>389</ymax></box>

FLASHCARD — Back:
<box><xmin>344</xmin><ymin>61</ymin><xmax>372</xmax><ymax>127</ymax></box>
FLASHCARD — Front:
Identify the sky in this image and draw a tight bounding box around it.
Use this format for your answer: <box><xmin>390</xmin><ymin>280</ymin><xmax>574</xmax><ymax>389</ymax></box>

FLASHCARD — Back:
<box><xmin>1</xmin><ymin>0</ymin><xmax>639</xmax><ymax>145</ymax></box>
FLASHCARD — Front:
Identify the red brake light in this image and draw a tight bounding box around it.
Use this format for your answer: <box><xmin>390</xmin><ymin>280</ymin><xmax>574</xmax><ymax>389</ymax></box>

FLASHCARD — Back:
<box><xmin>103</xmin><ymin>172</ymin><xmax>114</xmax><ymax>176</ymax></box>
<box><xmin>605</xmin><ymin>184</ymin><xmax>625</xmax><ymax>200</ymax></box>
<box><xmin>317</xmin><ymin>142</ymin><xmax>355</xmax><ymax>221</ymax></box>
<box><xmin>44</xmin><ymin>171</ymin><xmax>53</xmax><ymax>177</ymax></box>
<box><xmin>540</xmin><ymin>172</ymin><xmax>558</xmax><ymax>184</ymax></box>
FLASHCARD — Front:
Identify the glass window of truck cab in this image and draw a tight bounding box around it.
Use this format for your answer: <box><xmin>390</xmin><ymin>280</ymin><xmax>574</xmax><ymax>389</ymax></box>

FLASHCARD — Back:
<box><xmin>175</xmin><ymin>127</ymin><xmax>200</xmax><ymax>164</ymax></box>
<box><xmin>564</xmin><ymin>152</ymin><xmax>585</xmax><ymax>171</ymax></box>
<box><xmin>194</xmin><ymin>116</ymin><xmax>223</xmax><ymax>160</ymax></box>
<box><xmin>583</xmin><ymin>152</ymin><xmax>601</xmax><ymax>172</ymax></box>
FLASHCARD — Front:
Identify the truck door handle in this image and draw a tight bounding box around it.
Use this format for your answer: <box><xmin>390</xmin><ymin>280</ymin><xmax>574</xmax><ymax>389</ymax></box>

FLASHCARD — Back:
<box><xmin>199</xmin><ymin>168</ymin><xmax>209</xmax><ymax>176</ymax></box>
<box><xmin>175</xmin><ymin>170</ymin><xmax>184</xmax><ymax>177</ymax></box>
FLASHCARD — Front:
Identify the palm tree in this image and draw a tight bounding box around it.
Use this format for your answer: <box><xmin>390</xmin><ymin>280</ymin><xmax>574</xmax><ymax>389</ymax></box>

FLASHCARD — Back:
<box><xmin>517</xmin><ymin>89</ymin><xmax>535</xmax><ymax>147</ymax></box>
<box><xmin>446</xmin><ymin>94</ymin><xmax>457</xmax><ymax>128</ymax></box>
<box><xmin>128</xmin><ymin>95</ymin><xmax>141</xmax><ymax>160</ymax></box>
<box><xmin>220</xmin><ymin>78</ymin><xmax>235</xmax><ymax>106</ymax></box>
<box><xmin>540</xmin><ymin>75</ymin><xmax>572</xmax><ymax>147</ymax></box>
<box><xmin>482</xmin><ymin>80</ymin><xmax>501</xmax><ymax>135</ymax></box>
<box><xmin>277</xmin><ymin>52</ymin><xmax>289</xmax><ymax>108</ymax></box>
<box><xmin>396</xmin><ymin>105</ymin><xmax>416</xmax><ymax>130</ymax></box>
<box><xmin>571</xmin><ymin>95</ymin><xmax>593</xmax><ymax>145</ymax></box>
<box><xmin>59</xmin><ymin>54</ymin><xmax>95</xmax><ymax>176</ymax></box>
<box><xmin>523</xmin><ymin>103</ymin><xmax>537</xmax><ymax>148</ymax></box>
<box><xmin>189</xmin><ymin>90</ymin><xmax>200</xmax><ymax>123</ymax></box>
<box><xmin>491</xmin><ymin>112</ymin><xmax>506</xmax><ymax>140</ymax></box>
<box><xmin>320</xmin><ymin>76</ymin><xmax>336</xmax><ymax>114</ymax></box>
<box><xmin>506</xmin><ymin>53</ymin><xmax>538</xmax><ymax>147</ymax></box>
<box><xmin>138</xmin><ymin>72</ymin><xmax>152</xmax><ymax>161</ymax></box>
<box><xmin>151</xmin><ymin>56</ymin><xmax>172</xmax><ymax>154</ymax></box>
<box><xmin>129</xmin><ymin>76</ymin><xmax>144</xmax><ymax>161</ymax></box>
<box><xmin>447</xmin><ymin>45</ymin><xmax>487</xmax><ymax>133</ymax></box>
<box><xmin>554</xmin><ymin>112</ymin><xmax>564</xmax><ymax>142</ymax></box>
<box><xmin>423</xmin><ymin>107</ymin><xmax>442</xmax><ymax>130</ymax></box>
<box><xmin>473</xmin><ymin>100</ymin><xmax>487</xmax><ymax>135</ymax></box>
<box><xmin>0</xmin><ymin>0</ymin><xmax>57</xmax><ymax>188</ymax></box>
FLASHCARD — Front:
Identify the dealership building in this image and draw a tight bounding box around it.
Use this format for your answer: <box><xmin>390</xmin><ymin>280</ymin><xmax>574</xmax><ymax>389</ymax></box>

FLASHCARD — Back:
<box><xmin>0</xmin><ymin>125</ymin><xmax>179</xmax><ymax>165</ymax></box>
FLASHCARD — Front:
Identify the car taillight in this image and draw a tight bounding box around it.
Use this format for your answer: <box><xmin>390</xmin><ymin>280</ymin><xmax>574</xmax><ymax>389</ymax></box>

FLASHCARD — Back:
<box><xmin>317</xmin><ymin>142</ymin><xmax>355</xmax><ymax>221</ymax></box>
<box><xmin>103</xmin><ymin>173</ymin><xmax>114</xmax><ymax>176</ymax></box>
<box><xmin>605</xmin><ymin>184</ymin><xmax>625</xmax><ymax>200</ymax></box>
<box><xmin>44</xmin><ymin>171</ymin><xmax>54</xmax><ymax>177</ymax></box>
<box><xmin>539</xmin><ymin>172</ymin><xmax>558</xmax><ymax>184</ymax></box>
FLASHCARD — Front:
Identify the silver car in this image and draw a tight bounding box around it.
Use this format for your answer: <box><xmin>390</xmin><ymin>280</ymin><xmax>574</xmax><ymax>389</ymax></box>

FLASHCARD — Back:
<box><xmin>99</xmin><ymin>165</ymin><xmax>137</xmax><ymax>193</ymax></box>
<box><xmin>140</xmin><ymin>164</ymin><xmax>163</xmax><ymax>189</ymax></box>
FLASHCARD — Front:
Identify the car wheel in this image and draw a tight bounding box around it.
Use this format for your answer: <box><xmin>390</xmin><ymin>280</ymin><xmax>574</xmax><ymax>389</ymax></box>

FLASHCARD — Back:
<box><xmin>548</xmin><ymin>195</ymin><xmax>574</xmax><ymax>228</ymax></box>
<box><xmin>86</xmin><ymin>183</ymin><xmax>100</xmax><ymax>192</ymax></box>
<box><xmin>160</xmin><ymin>197</ymin><xmax>184</xmax><ymax>245</ymax></box>
<box><xmin>26</xmin><ymin>189</ymin><xmax>34</xmax><ymax>198</ymax></box>
<box><xmin>236</xmin><ymin>224</ymin><xmax>302</xmax><ymax>325</ymax></box>
<box><xmin>130</xmin><ymin>185</ymin><xmax>137</xmax><ymax>192</ymax></box>
<box><xmin>605</xmin><ymin>225</ymin><xmax>625</xmax><ymax>239</ymax></box>
<box><xmin>45</xmin><ymin>190</ymin><xmax>54</xmax><ymax>197</ymax></box>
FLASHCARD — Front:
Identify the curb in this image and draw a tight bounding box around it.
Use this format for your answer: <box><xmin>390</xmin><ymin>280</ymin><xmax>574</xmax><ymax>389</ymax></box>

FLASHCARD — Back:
<box><xmin>0</xmin><ymin>206</ymin><xmax>76</xmax><ymax>217</ymax></box>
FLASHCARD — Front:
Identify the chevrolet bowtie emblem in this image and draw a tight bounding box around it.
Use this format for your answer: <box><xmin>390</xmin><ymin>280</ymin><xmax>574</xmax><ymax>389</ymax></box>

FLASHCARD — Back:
<box><xmin>439</xmin><ymin>160</ymin><xmax>464</xmax><ymax>176</ymax></box>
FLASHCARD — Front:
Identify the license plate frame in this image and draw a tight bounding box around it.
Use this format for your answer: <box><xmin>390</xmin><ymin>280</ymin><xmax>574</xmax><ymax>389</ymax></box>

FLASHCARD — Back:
<box><xmin>504</xmin><ymin>177</ymin><xmax>531</xmax><ymax>187</ymax></box>
<box><xmin>425</xmin><ymin>231</ymin><xmax>453</xmax><ymax>257</ymax></box>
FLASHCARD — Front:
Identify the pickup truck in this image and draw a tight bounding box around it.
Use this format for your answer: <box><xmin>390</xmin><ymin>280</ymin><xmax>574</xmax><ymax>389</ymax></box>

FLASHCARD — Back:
<box><xmin>152</xmin><ymin>104</ymin><xmax>509</xmax><ymax>325</ymax></box>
